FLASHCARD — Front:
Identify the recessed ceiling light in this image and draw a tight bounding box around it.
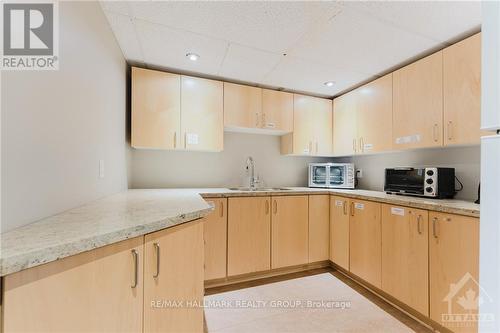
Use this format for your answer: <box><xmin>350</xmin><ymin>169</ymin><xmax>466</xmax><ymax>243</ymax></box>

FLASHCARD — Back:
<box><xmin>186</xmin><ymin>53</ymin><xmax>200</xmax><ymax>61</ymax></box>
<box><xmin>324</xmin><ymin>81</ymin><xmax>335</xmax><ymax>87</ymax></box>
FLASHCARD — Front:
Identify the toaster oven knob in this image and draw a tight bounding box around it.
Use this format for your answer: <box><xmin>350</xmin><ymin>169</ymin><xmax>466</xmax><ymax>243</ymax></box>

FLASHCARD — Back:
<box><xmin>426</xmin><ymin>178</ymin><xmax>434</xmax><ymax>184</ymax></box>
<box><xmin>426</xmin><ymin>187</ymin><xmax>433</xmax><ymax>193</ymax></box>
<box><xmin>426</xmin><ymin>170</ymin><xmax>434</xmax><ymax>176</ymax></box>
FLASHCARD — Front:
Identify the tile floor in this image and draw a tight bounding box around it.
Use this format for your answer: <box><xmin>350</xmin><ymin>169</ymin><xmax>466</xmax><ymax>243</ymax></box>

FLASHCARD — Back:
<box><xmin>204</xmin><ymin>272</ymin><xmax>427</xmax><ymax>333</ymax></box>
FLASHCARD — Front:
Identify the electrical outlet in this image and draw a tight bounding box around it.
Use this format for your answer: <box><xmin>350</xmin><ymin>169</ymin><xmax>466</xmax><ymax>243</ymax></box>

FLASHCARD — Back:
<box><xmin>356</xmin><ymin>169</ymin><xmax>363</xmax><ymax>178</ymax></box>
<box><xmin>99</xmin><ymin>160</ymin><xmax>105</xmax><ymax>179</ymax></box>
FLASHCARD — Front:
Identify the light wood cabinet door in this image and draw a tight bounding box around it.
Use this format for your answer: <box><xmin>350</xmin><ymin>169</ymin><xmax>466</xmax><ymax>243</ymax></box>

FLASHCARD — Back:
<box><xmin>329</xmin><ymin>196</ymin><xmax>350</xmax><ymax>270</ymax></box>
<box><xmin>444</xmin><ymin>33</ymin><xmax>484</xmax><ymax>146</ymax></box>
<box><xmin>381</xmin><ymin>205</ymin><xmax>429</xmax><ymax>316</ymax></box>
<box><xmin>262</xmin><ymin>89</ymin><xmax>293</xmax><ymax>132</ymax></box>
<box><xmin>271</xmin><ymin>195</ymin><xmax>309</xmax><ymax>269</ymax></box>
<box><xmin>349</xmin><ymin>199</ymin><xmax>382</xmax><ymax>288</ymax></box>
<box><xmin>393</xmin><ymin>51</ymin><xmax>443</xmax><ymax>149</ymax></box>
<box><xmin>287</xmin><ymin>94</ymin><xmax>315</xmax><ymax>155</ymax></box>
<box><xmin>132</xmin><ymin>67</ymin><xmax>181</xmax><ymax>149</ymax></box>
<box><xmin>3</xmin><ymin>237</ymin><xmax>144</xmax><ymax>332</ymax></box>
<box><xmin>224</xmin><ymin>82</ymin><xmax>262</xmax><ymax>129</ymax></box>
<box><xmin>333</xmin><ymin>91</ymin><xmax>357</xmax><ymax>156</ymax></box>
<box><xmin>227</xmin><ymin>197</ymin><xmax>271</xmax><ymax>276</ymax></box>
<box><xmin>311</xmin><ymin>98</ymin><xmax>333</xmax><ymax>155</ymax></box>
<box><xmin>181</xmin><ymin>76</ymin><xmax>223</xmax><ymax>151</ymax></box>
<box><xmin>429</xmin><ymin>212</ymin><xmax>479</xmax><ymax>333</ymax></box>
<box><xmin>144</xmin><ymin>221</ymin><xmax>204</xmax><ymax>333</ymax></box>
<box><xmin>357</xmin><ymin>73</ymin><xmax>393</xmax><ymax>154</ymax></box>
<box><xmin>203</xmin><ymin>198</ymin><xmax>227</xmax><ymax>281</ymax></box>
<box><xmin>308</xmin><ymin>195</ymin><xmax>330</xmax><ymax>262</ymax></box>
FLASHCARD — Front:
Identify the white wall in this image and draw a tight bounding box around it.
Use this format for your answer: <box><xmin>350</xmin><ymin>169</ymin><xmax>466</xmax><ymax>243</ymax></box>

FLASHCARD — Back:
<box><xmin>1</xmin><ymin>2</ymin><xmax>128</xmax><ymax>232</ymax></box>
<box><xmin>130</xmin><ymin>132</ymin><xmax>330</xmax><ymax>189</ymax></box>
<box><xmin>345</xmin><ymin>146</ymin><xmax>481</xmax><ymax>201</ymax></box>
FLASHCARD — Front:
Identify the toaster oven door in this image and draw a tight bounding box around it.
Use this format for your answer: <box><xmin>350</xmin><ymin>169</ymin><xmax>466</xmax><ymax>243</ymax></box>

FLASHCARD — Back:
<box><xmin>384</xmin><ymin>168</ymin><xmax>425</xmax><ymax>195</ymax></box>
<box><xmin>310</xmin><ymin>165</ymin><xmax>328</xmax><ymax>187</ymax></box>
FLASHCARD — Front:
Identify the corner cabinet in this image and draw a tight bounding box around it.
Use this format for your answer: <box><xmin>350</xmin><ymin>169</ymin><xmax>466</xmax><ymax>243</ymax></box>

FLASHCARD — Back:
<box><xmin>308</xmin><ymin>195</ymin><xmax>330</xmax><ymax>262</ymax></box>
<box><xmin>333</xmin><ymin>92</ymin><xmax>357</xmax><ymax>156</ymax></box>
<box><xmin>393</xmin><ymin>51</ymin><xmax>443</xmax><ymax>149</ymax></box>
<box><xmin>203</xmin><ymin>198</ymin><xmax>228</xmax><ymax>281</ymax></box>
<box><xmin>131</xmin><ymin>67</ymin><xmax>223</xmax><ymax>152</ymax></box>
<box><xmin>223</xmin><ymin>82</ymin><xmax>262</xmax><ymax>130</ymax></box>
<box><xmin>281</xmin><ymin>94</ymin><xmax>332</xmax><ymax>156</ymax></box>
<box><xmin>329</xmin><ymin>196</ymin><xmax>350</xmax><ymax>270</ymax></box>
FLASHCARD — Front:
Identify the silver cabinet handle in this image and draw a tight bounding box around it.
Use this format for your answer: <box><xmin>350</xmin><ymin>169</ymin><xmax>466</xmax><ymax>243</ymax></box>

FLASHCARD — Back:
<box><xmin>265</xmin><ymin>200</ymin><xmax>269</xmax><ymax>214</ymax></box>
<box><xmin>433</xmin><ymin>124</ymin><xmax>439</xmax><ymax>142</ymax></box>
<box><xmin>417</xmin><ymin>215</ymin><xmax>423</xmax><ymax>235</ymax></box>
<box><xmin>255</xmin><ymin>112</ymin><xmax>259</xmax><ymax>127</ymax></box>
<box><xmin>342</xmin><ymin>201</ymin><xmax>347</xmax><ymax>215</ymax></box>
<box><xmin>353</xmin><ymin>139</ymin><xmax>357</xmax><ymax>153</ymax></box>
<box><xmin>131</xmin><ymin>249</ymin><xmax>138</xmax><ymax>288</ymax></box>
<box><xmin>273</xmin><ymin>200</ymin><xmax>278</xmax><ymax>214</ymax></box>
<box><xmin>447</xmin><ymin>121</ymin><xmax>453</xmax><ymax>141</ymax></box>
<box><xmin>153</xmin><ymin>243</ymin><xmax>160</xmax><ymax>278</ymax></box>
<box><xmin>432</xmin><ymin>217</ymin><xmax>439</xmax><ymax>238</ymax></box>
<box><xmin>220</xmin><ymin>201</ymin><xmax>224</xmax><ymax>218</ymax></box>
<box><xmin>359</xmin><ymin>138</ymin><xmax>363</xmax><ymax>152</ymax></box>
<box><xmin>350</xmin><ymin>202</ymin><xmax>355</xmax><ymax>217</ymax></box>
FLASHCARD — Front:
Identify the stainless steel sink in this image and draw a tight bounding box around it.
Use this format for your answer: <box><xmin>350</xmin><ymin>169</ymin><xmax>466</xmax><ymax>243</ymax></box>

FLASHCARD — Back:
<box><xmin>227</xmin><ymin>187</ymin><xmax>291</xmax><ymax>191</ymax></box>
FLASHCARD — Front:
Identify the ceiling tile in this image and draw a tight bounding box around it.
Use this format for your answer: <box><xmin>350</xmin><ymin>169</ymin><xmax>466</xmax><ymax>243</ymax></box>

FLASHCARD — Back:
<box><xmin>289</xmin><ymin>6</ymin><xmax>441</xmax><ymax>76</ymax></box>
<box><xmin>218</xmin><ymin>44</ymin><xmax>282</xmax><ymax>84</ymax></box>
<box><xmin>343</xmin><ymin>1</ymin><xmax>481</xmax><ymax>43</ymax></box>
<box><xmin>135</xmin><ymin>20</ymin><xmax>229</xmax><ymax>76</ymax></box>
<box><xmin>128</xmin><ymin>1</ymin><xmax>343</xmax><ymax>53</ymax></box>
<box><xmin>102</xmin><ymin>11</ymin><xmax>143</xmax><ymax>63</ymax></box>
<box><xmin>99</xmin><ymin>1</ymin><xmax>131</xmax><ymax>16</ymax></box>
<box><xmin>263</xmin><ymin>56</ymin><xmax>369</xmax><ymax>97</ymax></box>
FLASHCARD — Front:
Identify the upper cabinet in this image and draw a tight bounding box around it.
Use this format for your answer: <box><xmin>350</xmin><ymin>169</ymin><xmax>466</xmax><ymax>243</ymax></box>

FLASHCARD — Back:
<box><xmin>262</xmin><ymin>89</ymin><xmax>294</xmax><ymax>132</ymax></box>
<box><xmin>224</xmin><ymin>84</ymin><xmax>293</xmax><ymax>134</ymax></box>
<box><xmin>333</xmin><ymin>91</ymin><xmax>357</xmax><ymax>156</ymax></box>
<box><xmin>393</xmin><ymin>51</ymin><xmax>444</xmax><ymax>149</ymax></box>
<box><xmin>181</xmin><ymin>76</ymin><xmax>224</xmax><ymax>151</ymax></box>
<box><xmin>281</xmin><ymin>94</ymin><xmax>332</xmax><ymax>156</ymax></box>
<box><xmin>356</xmin><ymin>74</ymin><xmax>393</xmax><ymax>154</ymax></box>
<box><xmin>132</xmin><ymin>67</ymin><xmax>181</xmax><ymax>150</ymax></box>
<box><xmin>444</xmin><ymin>33</ymin><xmax>483</xmax><ymax>145</ymax></box>
<box><xmin>224</xmin><ymin>82</ymin><xmax>262</xmax><ymax>129</ymax></box>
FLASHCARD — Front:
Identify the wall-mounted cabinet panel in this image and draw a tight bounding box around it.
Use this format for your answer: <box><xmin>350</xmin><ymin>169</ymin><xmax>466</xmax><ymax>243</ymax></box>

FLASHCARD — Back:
<box><xmin>281</xmin><ymin>94</ymin><xmax>332</xmax><ymax>156</ymax></box>
<box><xmin>309</xmin><ymin>195</ymin><xmax>330</xmax><ymax>262</ymax></box>
<box><xmin>227</xmin><ymin>197</ymin><xmax>271</xmax><ymax>276</ymax></box>
<box><xmin>356</xmin><ymin>74</ymin><xmax>393</xmax><ymax>154</ymax></box>
<box><xmin>393</xmin><ymin>52</ymin><xmax>443</xmax><ymax>149</ymax></box>
<box><xmin>333</xmin><ymin>92</ymin><xmax>357</xmax><ymax>156</ymax></box>
<box><xmin>381</xmin><ymin>205</ymin><xmax>429</xmax><ymax>316</ymax></box>
<box><xmin>330</xmin><ymin>196</ymin><xmax>350</xmax><ymax>270</ymax></box>
<box><xmin>429</xmin><ymin>212</ymin><xmax>479</xmax><ymax>333</ymax></box>
<box><xmin>132</xmin><ymin>67</ymin><xmax>181</xmax><ymax>149</ymax></box>
<box><xmin>349</xmin><ymin>199</ymin><xmax>381</xmax><ymax>288</ymax></box>
<box><xmin>224</xmin><ymin>82</ymin><xmax>262</xmax><ymax>130</ymax></box>
<box><xmin>262</xmin><ymin>89</ymin><xmax>294</xmax><ymax>132</ymax></box>
<box><xmin>203</xmin><ymin>198</ymin><xmax>227</xmax><ymax>281</ymax></box>
<box><xmin>444</xmin><ymin>33</ymin><xmax>484</xmax><ymax>146</ymax></box>
<box><xmin>271</xmin><ymin>196</ymin><xmax>309</xmax><ymax>269</ymax></box>
<box><xmin>181</xmin><ymin>76</ymin><xmax>224</xmax><ymax>151</ymax></box>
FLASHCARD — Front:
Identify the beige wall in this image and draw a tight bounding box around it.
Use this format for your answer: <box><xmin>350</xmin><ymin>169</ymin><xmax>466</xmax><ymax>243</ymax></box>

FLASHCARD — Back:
<box><xmin>1</xmin><ymin>2</ymin><xmax>128</xmax><ymax>232</ymax></box>
<box><xmin>347</xmin><ymin>146</ymin><xmax>480</xmax><ymax>201</ymax></box>
<box><xmin>130</xmin><ymin>132</ymin><xmax>330</xmax><ymax>189</ymax></box>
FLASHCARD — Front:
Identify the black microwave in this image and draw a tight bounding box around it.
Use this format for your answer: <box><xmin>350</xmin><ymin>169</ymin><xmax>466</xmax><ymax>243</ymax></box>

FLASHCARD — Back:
<box><xmin>384</xmin><ymin>167</ymin><xmax>456</xmax><ymax>199</ymax></box>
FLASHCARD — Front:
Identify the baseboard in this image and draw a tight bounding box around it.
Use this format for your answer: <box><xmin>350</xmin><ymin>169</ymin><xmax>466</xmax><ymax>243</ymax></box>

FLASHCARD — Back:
<box><xmin>204</xmin><ymin>261</ymin><xmax>330</xmax><ymax>289</ymax></box>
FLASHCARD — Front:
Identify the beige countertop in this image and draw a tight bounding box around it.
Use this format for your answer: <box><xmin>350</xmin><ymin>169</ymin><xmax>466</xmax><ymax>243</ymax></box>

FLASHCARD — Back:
<box><xmin>0</xmin><ymin>187</ymin><xmax>479</xmax><ymax>277</ymax></box>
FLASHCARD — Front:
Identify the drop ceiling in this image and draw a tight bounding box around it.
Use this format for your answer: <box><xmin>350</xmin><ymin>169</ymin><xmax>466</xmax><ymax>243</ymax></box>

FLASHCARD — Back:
<box><xmin>100</xmin><ymin>1</ymin><xmax>481</xmax><ymax>97</ymax></box>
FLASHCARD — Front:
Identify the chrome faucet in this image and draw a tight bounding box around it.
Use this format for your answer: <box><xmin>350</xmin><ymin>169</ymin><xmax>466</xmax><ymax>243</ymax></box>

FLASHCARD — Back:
<box><xmin>246</xmin><ymin>156</ymin><xmax>259</xmax><ymax>189</ymax></box>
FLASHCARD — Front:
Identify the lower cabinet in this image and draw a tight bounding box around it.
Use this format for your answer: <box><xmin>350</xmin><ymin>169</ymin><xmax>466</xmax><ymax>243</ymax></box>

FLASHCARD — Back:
<box><xmin>381</xmin><ymin>205</ymin><xmax>429</xmax><ymax>316</ymax></box>
<box><xmin>349</xmin><ymin>199</ymin><xmax>382</xmax><ymax>288</ymax></box>
<box><xmin>227</xmin><ymin>197</ymin><xmax>271</xmax><ymax>276</ymax></box>
<box><xmin>144</xmin><ymin>220</ymin><xmax>204</xmax><ymax>333</ymax></box>
<box><xmin>3</xmin><ymin>237</ymin><xmax>144</xmax><ymax>332</ymax></box>
<box><xmin>429</xmin><ymin>212</ymin><xmax>479</xmax><ymax>333</ymax></box>
<box><xmin>308</xmin><ymin>195</ymin><xmax>330</xmax><ymax>262</ymax></box>
<box><xmin>329</xmin><ymin>196</ymin><xmax>350</xmax><ymax>270</ymax></box>
<box><xmin>203</xmin><ymin>198</ymin><xmax>227</xmax><ymax>280</ymax></box>
<box><xmin>271</xmin><ymin>196</ymin><xmax>309</xmax><ymax>269</ymax></box>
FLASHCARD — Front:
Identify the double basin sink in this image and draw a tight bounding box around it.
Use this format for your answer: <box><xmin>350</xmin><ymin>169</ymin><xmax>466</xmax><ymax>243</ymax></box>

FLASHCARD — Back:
<box><xmin>227</xmin><ymin>187</ymin><xmax>292</xmax><ymax>192</ymax></box>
